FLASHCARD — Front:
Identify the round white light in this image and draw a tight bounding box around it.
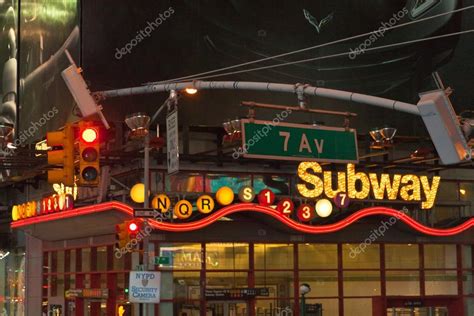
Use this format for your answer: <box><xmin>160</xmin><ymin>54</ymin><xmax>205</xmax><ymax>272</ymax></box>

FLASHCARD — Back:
<box><xmin>300</xmin><ymin>283</ymin><xmax>311</xmax><ymax>295</ymax></box>
<box><xmin>315</xmin><ymin>199</ymin><xmax>333</xmax><ymax>218</ymax></box>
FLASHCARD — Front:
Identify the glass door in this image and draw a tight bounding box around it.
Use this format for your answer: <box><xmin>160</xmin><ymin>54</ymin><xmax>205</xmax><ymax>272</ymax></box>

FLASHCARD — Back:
<box><xmin>207</xmin><ymin>301</ymin><xmax>248</xmax><ymax>316</ymax></box>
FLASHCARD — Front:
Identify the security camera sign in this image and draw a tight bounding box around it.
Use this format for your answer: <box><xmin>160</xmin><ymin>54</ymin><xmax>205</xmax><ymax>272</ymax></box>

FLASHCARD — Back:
<box><xmin>129</xmin><ymin>271</ymin><xmax>161</xmax><ymax>303</ymax></box>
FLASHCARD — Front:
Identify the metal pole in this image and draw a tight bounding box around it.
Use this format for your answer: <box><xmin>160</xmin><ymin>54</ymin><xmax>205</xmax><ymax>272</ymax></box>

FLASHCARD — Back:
<box><xmin>144</xmin><ymin>133</ymin><xmax>150</xmax><ymax>209</ymax></box>
<box><xmin>96</xmin><ymin>80</ymin><xmax>420</xmax><ymax>116</ymax></box>
<box><xmin>301</xmin><ymin>294</ymin><xmax>306</xmax><ymax>316</ymax></box>
<box><xmin>143</xmin><ymin>133</ymin><xmax>150</xmax><ymax>316</ymax></box>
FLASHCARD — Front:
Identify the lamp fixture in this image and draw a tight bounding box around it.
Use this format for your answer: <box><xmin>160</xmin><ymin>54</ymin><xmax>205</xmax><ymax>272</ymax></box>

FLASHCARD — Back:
<box><xmin>369</xmin><ymin>126</ymin><xmax>397</xmax><ymax>149</ymax></box>
<box><xmin>125</xmin><ymin>112</ymin><xmax>150</xmax><ymax>138</ymax></box>
<box><xmin>300</xmin><ymin>283</ymin><xmax>311</xmax><ymax>296</ymax></box>
<box><xmin>222</xmin><ymin>118</ymin><xmax>242</xmax><ymax>143</ymax></box>
<box><xmin>185</xmin><ymin>87</ymin><xmax>198</xmax><ymax>95</ymax></box>
<box><xmin>0</xmin><ymin>122</ymin><xmax>14</xmax><ymax>144</ymax></box>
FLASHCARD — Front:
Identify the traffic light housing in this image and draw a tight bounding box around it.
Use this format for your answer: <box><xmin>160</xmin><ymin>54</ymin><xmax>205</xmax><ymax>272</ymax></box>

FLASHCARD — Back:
<box><xmin>115</xmin><ymin>222</ymin><xmax>130</xmax><ymax>250</ymax></box>
<box><xmin>47</xmin><ymin>124</ymin><xmax>75</xmax><ymax>186</ymax></box>
<box><xmin>78</xmin><ymin>122</ymin><xmax>100</xmax><ymax>186</ymax></box>
<box><xmin>115</xmin><ymin>220</ymin><xmax>143</xmax><ymax>251</ymax></box>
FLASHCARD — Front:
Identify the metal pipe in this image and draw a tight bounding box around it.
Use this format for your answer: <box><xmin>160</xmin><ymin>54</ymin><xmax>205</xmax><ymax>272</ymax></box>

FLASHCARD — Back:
<box><xmin>97</xmin><ymin>80</ymin><xmax>420</xmax><ymax>116</ymax></box>
<box><xmin>241</xmin><ymin>101</ymin><xmax>357</xmax><ymax>117</ymax></box>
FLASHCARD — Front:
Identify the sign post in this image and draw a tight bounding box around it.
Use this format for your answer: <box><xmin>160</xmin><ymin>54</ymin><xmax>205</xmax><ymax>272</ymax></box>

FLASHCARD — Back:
<box><xmin>241</xmin><ymin>119</ymin><xmax>358</xmax><ymax>163</ymax></box>
<box><xmin>167</xmin><ymin>110</ymin><xmax>179</xmax><ymax>174</ymax></box>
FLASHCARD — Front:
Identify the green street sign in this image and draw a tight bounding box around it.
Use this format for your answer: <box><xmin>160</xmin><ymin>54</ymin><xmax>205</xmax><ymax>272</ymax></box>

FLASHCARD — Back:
<box><xmin>156</xmin><ymin>256</ymin><xmax>170</xmax><ymax>265</ymax></box>
<box><xmin>240</xmin><ymin>119</ymin><xmax>358</xmax><ymax>163</ymax></box>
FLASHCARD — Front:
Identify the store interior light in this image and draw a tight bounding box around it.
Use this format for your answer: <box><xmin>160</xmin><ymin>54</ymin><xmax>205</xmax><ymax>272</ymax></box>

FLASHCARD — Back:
<box><xmin>460</xmin><ymin>189</ymin><xmax>466</xmax><ymax>196</ymax></box>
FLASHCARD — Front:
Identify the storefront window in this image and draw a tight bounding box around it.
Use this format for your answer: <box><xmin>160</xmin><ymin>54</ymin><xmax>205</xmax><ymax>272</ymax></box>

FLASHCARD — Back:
<box><xmin>0</xmin><ymin>249</ymin><xmax>26</xmax><ymax>315</ymax></box>
<box><xmin>255</xmin><ymin>299</ymin><xmax>294</xmax><ymax>315</ymax></box>
<box><xmin>464</xmin><ymin>271</ymin><xmax>473</xmax><ymax>295</ymax></box>
<box><xmin>206</xmin><ymin>272</ymin><xmax>248</xmax><ymax>288</ymax></box>
<box><xmin>113</xmin><ymin>249</ymin><xmax>125</xmax><ymax>271</ymax></box>
<box><xmin>386</xmin><ymin>271</ymin><xmax>420</xmax><ymax>296</ymax></box>
<box><xmin>255</xmin><ymin>244</ymin><xmax>293</xmax><ymax>270</ymax></box>
<box><xmin>343</xmin><ymin>244</ymin><xmax>380</xmax><ymax>269</ymax></box>
<box><xmin>70</xmin><ymin>249</ymin><xmax>76</xmax><ymax>273</ymax></box>
<box><xmin>299</xmin><ymin>271</ymin><xmax>338</xmax><ymax>297</ymax></box>
<box><xmin>57</xmin><ymin>250</ymin><xmax>64</xmax><ymax>273</ymax></box>
<box><xmin>173</xmin><ymin>271</ymin><xmax>201</xmax><ymax>300</ymax></box>
<box><xmin>298</xmin><ymin>244</ymin><xmax>337</xmax><ymax>269</ymax></box>
<box><xmin>82</xmin><ymin>248</ymin><xmax>91</xmax><ymax>272</ymax></box>
<box><xmin>96</xmin><ymin>246</ymin><xmax>107</xmax><ymax>271</ymax></box>
<box><xmin>463</xmin><ymin>245</ymin><xmax>472</xmax><ymax>269</ymax></box>
<box><xmin>205</xmin><ymin>174</ymin><xmax>251</xmax><ymax>193</ymax></box>
<box><xmin>459</xmin><ymin>182</ymin><xmax>473</xmax><ymax>208</ymax></box>
<box><xmin>253</xmin><ymin>175</ymin><xmax>290</xmax><ymax>195</ymax></box>
<box><xmin>385</xmin><ymin>244</ymin><xmax>419</xmax><ymax>269</ymax></box>
<box><xmin>56</xmin><ymin>274</ymin><xmax>64</xmax><ymax>297</ymax></box>
<box><xmin>306</xmin><ymin>298</ymin><xmax>338</xmax><ymax>316</ymax></box>
<box><xmin>167</xmin><ymin>173</ymin><xmax>204</xmax><ymax>192</ymax></box>
<box><xmin>159</xmin><ymin>243</ymin><xmax>202</xmax><ymax>270</ymax></box>
<box><xmin>465</xmin><ymin>298</ymin><xmax>474</xmax><ymax>316</ymax></box>
<box><xmin>205</xmin><ymin>243</ymin><xmax>249</xmax><ymax>270</ymax></box>
<box><xmin>425</xmin><ymin>270</ymin><xmax>458</xmax><ymax>295</ymax></box>
<box><xmin>255</xmin><ymin>271</ymin><xmax>294</xmax><ymax>298</ymax></box>
<box><xmin>424</xmin><ymin>244</ymin><xmax>457</xmax><ymax>269</ymax></box>
<box><xmin>343</xmin><ymin>271</ymin><xmax>380</xmax><ymax>296</ymax></box>
<box><xmin>173</xmin><ymin>301</ymin><xmax>201</xmax><ymax>316</ymax></box>
<box><xmin>344</xmin><ymin>298</ymin><xmax>372</xmax><ymax>315</ymax></box>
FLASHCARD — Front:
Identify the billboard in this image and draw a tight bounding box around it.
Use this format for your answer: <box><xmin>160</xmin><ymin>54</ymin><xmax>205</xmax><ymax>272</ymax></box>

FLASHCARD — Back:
<box><xmin>0</xmin><ymin>0</ymin><xmax>18</xmax><ymax>142</ymax></box>
<box><xmin>18</xmin><ymin>0</ymin><xmax>81</xmax><ymax>143</ymax></box>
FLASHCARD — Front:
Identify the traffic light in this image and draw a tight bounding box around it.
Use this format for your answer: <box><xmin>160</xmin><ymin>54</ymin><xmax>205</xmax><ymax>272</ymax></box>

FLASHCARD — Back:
<box><xmin>78</xmin><ymin>122</ymin><xmax>100</xmax><ymax>186</ymax></box>
<box><xmin>128</xmin><ymin>220</ymin><xmax>144</xmax><ymax>239</ymax></box>
<box><xmin>115</xmin><ymin>220</ymin><xmax>143</xmax><ymax>251</ymax></box>
<box><xmin>115</xmin><ymin>222</ymin><xmax>130</xmax><ymax>250</ymax></box>
<box><xmin>47</xmin><ymin>124</ymin><xmax>75</xmax><ymax>186</ymax></box>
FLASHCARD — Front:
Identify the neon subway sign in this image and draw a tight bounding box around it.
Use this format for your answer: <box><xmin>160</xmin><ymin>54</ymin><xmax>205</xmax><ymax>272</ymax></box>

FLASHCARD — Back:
<box><xmin>11</xmin><ymin>162</ymin><xmax>441</xmax><ymax>224</ymax></box>
<box><xmin>11</xmin><ymin>183</ymin><xmax>77</xmax><ymax>221</ymax></box>
<box><xmin>297</xmin><ymin>162</ymin><xmax>440</xmax><ymax>209</ymax></box>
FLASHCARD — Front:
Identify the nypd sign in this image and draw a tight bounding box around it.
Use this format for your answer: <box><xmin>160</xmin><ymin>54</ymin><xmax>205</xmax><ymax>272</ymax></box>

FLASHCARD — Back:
<box><xmin>129</xmin><ymin>271</ymin><xmax>161</xmax><ymax>303</ymax></box>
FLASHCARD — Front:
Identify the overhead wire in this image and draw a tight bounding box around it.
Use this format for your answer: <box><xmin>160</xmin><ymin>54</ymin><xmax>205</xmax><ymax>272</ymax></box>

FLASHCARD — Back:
<box><xmin>149</xmin><ymin>29</ymin><xmax>474</xmax><ymax>82</ymax></box>
<box><xmin>146</xmin><ymin>5</ymin><xmax>474</xmax><ymax>84</ymax></box>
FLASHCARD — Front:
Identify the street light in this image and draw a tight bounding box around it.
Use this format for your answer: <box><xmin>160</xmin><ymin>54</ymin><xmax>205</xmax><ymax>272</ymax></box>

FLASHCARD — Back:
<box><xmin>300</xmin><ymin>283</ymin><xmax>311</xmax><ymax>316</ymax></box>
<box><xmin>184</xmin><ymin>87</ymin><xmax>198</xmax><ymax>95</ymax></box>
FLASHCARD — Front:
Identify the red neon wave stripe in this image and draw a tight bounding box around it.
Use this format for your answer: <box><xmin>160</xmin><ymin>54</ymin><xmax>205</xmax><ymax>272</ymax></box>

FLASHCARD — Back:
<box><xmin>10</xmin><ymin>201</ymin><xmax>474</xmax><ymax>236</ymax></box>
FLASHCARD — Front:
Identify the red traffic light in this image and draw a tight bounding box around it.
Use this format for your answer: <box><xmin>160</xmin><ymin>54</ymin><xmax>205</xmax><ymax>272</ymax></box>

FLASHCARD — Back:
<box><xmin>80</xmin><ymin>128</ymin><xmax>98</xmax><ymax>143</ymax></box>
<box><xmin>128</xmin><ymin>222</ymin><xmax>138</xmax><ymax>232</ymax></box>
